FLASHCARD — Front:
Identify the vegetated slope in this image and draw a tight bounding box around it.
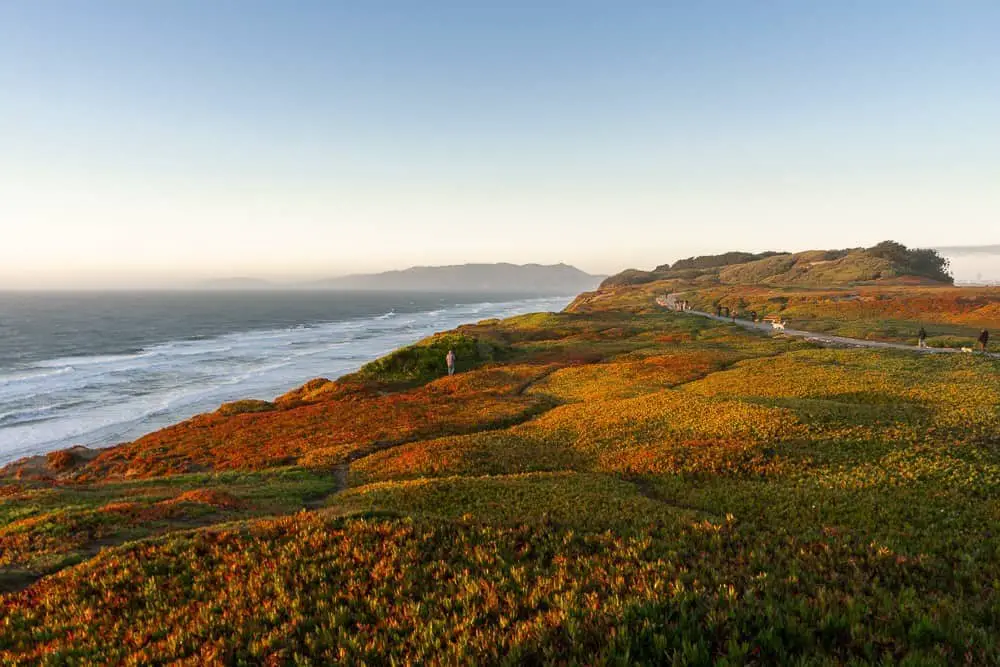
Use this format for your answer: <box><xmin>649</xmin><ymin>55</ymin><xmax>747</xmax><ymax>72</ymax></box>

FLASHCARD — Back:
<box><xmin>575</xmin><ymin>276</ymin><xmax>1000</xmax><ymax>346</ymax></box>
<box><xmin>601</xmin><ymin>240</ymin><xmax>953</xmax><ymax>288</ymax></box>
<box><xmin>578</xmin><ymin>242</ymin><xmax>998</xmax><ymax>347</ymax></box>
<box><xmin>673</xmin><ymin>284</ymin><xmax>1000</xmax><ymax>344</ymax></box>
<box><xmin>2</xmin><ymin>279</ymin><xmax>1000</xmax><ymax>663</ymax></box>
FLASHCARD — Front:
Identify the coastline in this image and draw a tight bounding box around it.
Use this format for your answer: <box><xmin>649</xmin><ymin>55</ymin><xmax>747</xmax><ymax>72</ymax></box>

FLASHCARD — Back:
<box><xmin>0</xmin><ymin>293</ymin><xmax>574</xmax><ymax>465</ymax></box>
<box><xmin>2</xmin><ymin>277</ymin><xmax>1000</xmax><ymax>662</ymax></box>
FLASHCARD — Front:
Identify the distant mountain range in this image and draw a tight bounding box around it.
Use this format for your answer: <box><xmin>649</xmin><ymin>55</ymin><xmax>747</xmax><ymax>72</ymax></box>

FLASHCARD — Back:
<box><xmin>312</xmin><ymin>263</ymin><xmax>604</xmax><ymax>293</ymax></box>
<box><xmin>201</xmin><ymin>263</ymin><xmax>604</xmax><ymax>294</ymax></box>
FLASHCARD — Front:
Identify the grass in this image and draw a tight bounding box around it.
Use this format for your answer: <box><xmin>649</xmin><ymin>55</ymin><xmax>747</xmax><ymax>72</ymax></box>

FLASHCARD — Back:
<box><xmin>0</xmin><ymin>467</ymin><xmax>340</xmax><ymax>574</ymax></box>
<box><xmin>2</xmin><ymin>514</ymin><xmax>995</xmax><ymax>664</ymax></box>
<box><xmin>332</xmin><ymin>471</ymin><xmax>706</xmax><ymax>530</ymax></box>
<box><xmin>671</xmin><ymin>283</ymin><xmax>1000</xmax><ymax>346</ymax></box>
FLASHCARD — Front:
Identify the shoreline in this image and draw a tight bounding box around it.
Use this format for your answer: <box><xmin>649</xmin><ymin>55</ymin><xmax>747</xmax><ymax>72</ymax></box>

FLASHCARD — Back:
<box><xmin>0</xmin><ymin>293</ymin><xmax>575</xmax><ymax>466</ymax></box>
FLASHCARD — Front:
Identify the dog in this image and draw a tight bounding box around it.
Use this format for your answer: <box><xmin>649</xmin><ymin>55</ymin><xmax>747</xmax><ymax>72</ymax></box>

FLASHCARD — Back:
<box><xmin>772</xmin><ymin>320</ymin><xmax>787</xmax><ymax>331</ymax></box>
<box><xmin>961</xmin><ymin>347</ymin><xmax>973</xmax><ymax>353</ymax></box>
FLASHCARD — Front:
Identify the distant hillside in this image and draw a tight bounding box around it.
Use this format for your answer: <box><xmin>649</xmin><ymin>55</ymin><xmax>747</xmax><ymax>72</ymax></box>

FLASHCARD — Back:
<box><xmin>602</xmin><ymin>241</ymin><xmax>952</xmax><ymax>288</ymax></box>
<box><xmin>200</xmin><ymin>277</ymin><xmax>276</xmax><ymax>289</ymax></box>
<box><xmin>315</xmin><ymin>263</ymin><xmax>604</xmax><ymax>293</ymax></box>
<box><xmin>935</xmin><ymin>244</ymin><xmax>1000</xmax><ymax>256</ymax></box>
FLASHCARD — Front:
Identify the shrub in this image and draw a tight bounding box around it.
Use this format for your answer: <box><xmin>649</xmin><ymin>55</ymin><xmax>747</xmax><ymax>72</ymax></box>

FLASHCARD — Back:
<box><xmin>217</xmin><ymin>400</ymin><xmax>275</xmax><ymax>416</ymax></box>
<box><xmin>355</xmin><ymin>333</ymin><xmax>506</xmax><ymax>386</ymax></box>
<box><xmin>45</xmin><ymin>450</ymin><xmax>76</xmax><ymax>472</ymax></box>
<box><xmin>672</xmin><ymin>251</ymin><xmax>783</xmax><ymax>271</ymax></box>
<box><xmin>162</xmin><ymin>489</ymin><xmax>245</xmax><ymax>509</ymax></box>
<box><xmin>926</xmin><ymin>335</ymin><xmax>972</xmax><ymax>349</ymax></box>
<box><xmin>599</xmin><ymin>269</ymin><xmax>660</xmax><ymax>288</ymax></box>
<box><xmin>867</xmin><ymin>241</ymin><xmax>952</xmax><ymax>283</ymax></box>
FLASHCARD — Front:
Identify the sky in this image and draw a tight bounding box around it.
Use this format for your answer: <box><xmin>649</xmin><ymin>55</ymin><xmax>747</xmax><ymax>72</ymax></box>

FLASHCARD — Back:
<box><xmin>1</xmin><ymin>1</ymin><xmax>999</xmax><ymax>288</ymax></box>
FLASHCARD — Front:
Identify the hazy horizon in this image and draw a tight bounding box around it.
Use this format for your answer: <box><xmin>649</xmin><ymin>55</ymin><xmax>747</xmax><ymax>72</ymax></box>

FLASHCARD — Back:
<box><xmin>3</xmin><ymin>2</ymin><xmax>998</xmax><ymax>288</ymax></box>
<box><xmin>0</xmin><ymin>245</ymin><xmax>998</xmax><ymax>290</ymax></box>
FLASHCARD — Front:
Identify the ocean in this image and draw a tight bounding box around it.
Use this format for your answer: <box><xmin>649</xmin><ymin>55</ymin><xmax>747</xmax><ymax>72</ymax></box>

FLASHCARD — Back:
<box><xmin>0</xmin><ymin>291</ymin><xmax>573</xmax><ymax>465</ymax></box>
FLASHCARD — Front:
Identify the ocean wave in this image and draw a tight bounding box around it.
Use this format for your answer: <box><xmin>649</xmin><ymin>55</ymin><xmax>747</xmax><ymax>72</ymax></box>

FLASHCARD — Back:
<box><xmin>35</xmin><ymin>351</ymin><xmax>152</xmax><ymax>369</ymax></box>
<box><xmin>0</xmin><ymin>402</ymin><xmax>76</xmax><ymax>427</ymax></box>
<box><xmin>0</xmin><ymin>365</ymin><xmax>74</xmax><ymax>386</ymax></box>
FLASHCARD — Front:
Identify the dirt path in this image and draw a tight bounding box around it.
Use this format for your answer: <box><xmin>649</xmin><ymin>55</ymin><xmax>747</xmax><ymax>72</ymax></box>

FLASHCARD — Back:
<box><xmin>660</xmin><ymin>295</ymin><xmax>999</xmax><ymax>358</ymax></box>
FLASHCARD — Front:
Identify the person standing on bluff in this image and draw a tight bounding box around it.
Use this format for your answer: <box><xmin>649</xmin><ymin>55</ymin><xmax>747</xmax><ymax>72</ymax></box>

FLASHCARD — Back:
<box><xmin>979</xmin><ymin>329</ymin><xmax>990</xmax><ymax>353</ymax></box>
<box><xmin>446</xmin><ymin>349</ymin><xmax>456</xmax><ymax>376</ymax></box>
<box><xmin>918</xmin><ymin>327</ymin><xmax>927</xmax><ymax>349</ymax></box>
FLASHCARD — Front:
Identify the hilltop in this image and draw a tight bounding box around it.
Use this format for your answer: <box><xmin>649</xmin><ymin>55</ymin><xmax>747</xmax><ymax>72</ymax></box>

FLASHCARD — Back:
<box><xmin>602</xmin><ymin>241</ymin><xmax>953</xmax><ymax>288</ymax></box>
<box><xmin>2</xmin><ymin>256</ymin><xmax>1000</xmax><ymax>663</ymax></box>
<box><xmin>313</xmin><ymin>262</ymin><xmax>604</xmax><ymax>293</ymax></box>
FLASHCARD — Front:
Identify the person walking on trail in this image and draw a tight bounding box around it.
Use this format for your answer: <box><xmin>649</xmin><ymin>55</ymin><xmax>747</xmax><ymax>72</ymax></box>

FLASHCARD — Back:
<box><xmin>979</xmin><ymin>329</ymin><xmax>990</xmax><ymax>353</ymax></box>
<box><xmin>715</xmin><ymin>305</ymin><xmax>722</xmax><ymax>317</ymax></box>
<box><xmin>751</xmin><ymin>310</ymin><xmax>758</xmax><ymax>324</ymax></box>
<box><xmin>445</xmin><ymin>349</ymin><xmax>456</xmax><ymax>375</ymax></box>
<box><xmin>918</xmin><ymin>327</ymin><xmax>928</xmax><ymax>349</ymax></box>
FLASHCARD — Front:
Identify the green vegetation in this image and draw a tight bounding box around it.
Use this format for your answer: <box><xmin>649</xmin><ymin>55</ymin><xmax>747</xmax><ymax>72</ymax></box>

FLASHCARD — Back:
<box><xmin>0</xmin><ymin>468</ymin><xmax>339</xmax><ymax>583</ymax></box>
<box><xmin>601</xmin><ymin>241</ymin><xmax>953</xmax><ymax>288</ymax></box>
<box><xmin>2</xmin><ymin>258</ymin><xmax>1000</xmax><ymax>663</ymax></box>
<box><xmin>216</xmin><ymin>399</ymin><xmax>276</xmax><ymax>416</ymax></box>
<box><xmin>867</xmin><ymin>240</ymin><xmax>952</xmax><ymax>283</ymax></box>
<box><xmin>670</xmin><ymin>250</ymin><xmax>785</xmax><ymax>271</ymax></box>
<box><xmin>662</xmin><ymin>283</ymin><xmax>1000</xmax><ymax>346</ymax></box>
<box><xmin>353</xmin><ymin>332</ymin><xmax>507</xmax><ymax>386</ymax></box>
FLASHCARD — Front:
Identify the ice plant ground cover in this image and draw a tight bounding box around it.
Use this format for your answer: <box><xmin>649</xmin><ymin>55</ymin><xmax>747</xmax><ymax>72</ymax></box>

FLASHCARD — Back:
<box><xmin>1</xmin><ymin>284</ymin><xmax>1000</xmax><ymax>664</ymax></box>
<box><xmin>578</xmin><ymin>279</ymin><xmax>1000</xmax><ymax>348</ymax></box>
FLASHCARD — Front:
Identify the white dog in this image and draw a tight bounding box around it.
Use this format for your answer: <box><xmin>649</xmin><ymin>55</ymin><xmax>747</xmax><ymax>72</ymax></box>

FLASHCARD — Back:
<box><xmin>961</xmin><ymin>347</ymin><xmax>973</xmax><ymax>353</ymax></box>
<box><xmin>772</xmin><ymin>320</ymin><xmax>787</xmax><ymax>331</ymax></box>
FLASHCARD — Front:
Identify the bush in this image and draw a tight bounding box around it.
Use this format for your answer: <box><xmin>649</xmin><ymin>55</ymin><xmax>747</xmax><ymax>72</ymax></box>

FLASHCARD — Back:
<box><xmin>356</xmin><ymin>333</ymin><xmax>507</xmax><ymax>386</ymax></box>
<box><xmin>867</xmin><ymin>241</ymin><xmax>952</xmax><ymax>283</ymax></box>
<box><xmin>599</xmin><ymin>269</ymin><xmax>660</xmax><ymax>288</ymax></box>
<box><xmin>926</xmin><ymin>336</ymin><xmax>972</xmax><ymax>349</ymax></box>
<box><xmin>217</xmin><ymin>400</ymin><xmax>276</xmax><ymax>416</ymax></box>
<box><xmin>46</xmin><ymin>450</ymin><xmax>77</xmax><ymax>472</ymax></box>
<box><xmin>672</xmin><ymin>251</ymin><xmax>782</xmax><ymax>271</ymax></box>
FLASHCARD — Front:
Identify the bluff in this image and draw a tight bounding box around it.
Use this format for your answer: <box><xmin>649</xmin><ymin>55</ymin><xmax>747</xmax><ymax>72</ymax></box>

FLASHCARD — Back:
<box><xmin>601</xmin><ymin>241</ymin><xmax>952</xmax><ymax>288</ymax></box>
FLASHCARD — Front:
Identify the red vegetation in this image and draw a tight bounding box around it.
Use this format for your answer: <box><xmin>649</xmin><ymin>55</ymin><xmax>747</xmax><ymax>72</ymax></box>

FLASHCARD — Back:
<box><xmin>45</xmin><ymin>450</ymin><xmax>76</xmax><ymax>472</ymax></box>
<box><xmin>81</xmin><ymin>365</ymin><xmax>554</xmax><ymax>479</ymax></box>
<box><xmin>695</xmin><ymin>285</ymin><xmax>1000</xmax><ymax>330</ymax></box>
<box><xmin>162</xmin><ymin>489</ymin><xmax>245</xmax><ymax>509</ymax></box>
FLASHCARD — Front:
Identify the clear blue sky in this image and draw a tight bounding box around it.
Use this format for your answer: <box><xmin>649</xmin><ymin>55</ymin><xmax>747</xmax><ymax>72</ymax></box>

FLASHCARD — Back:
<box><xmin>2</xmin><ymin>1</ymin><xmax>998</xmax><ymax>286</ymax></box>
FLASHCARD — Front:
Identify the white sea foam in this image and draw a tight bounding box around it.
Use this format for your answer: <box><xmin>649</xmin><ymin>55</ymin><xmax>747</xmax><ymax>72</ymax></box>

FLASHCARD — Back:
<box><xmin>0</xmin><ymin>295</ymin><xmax>571</xmax><ymax>464</ymax></box>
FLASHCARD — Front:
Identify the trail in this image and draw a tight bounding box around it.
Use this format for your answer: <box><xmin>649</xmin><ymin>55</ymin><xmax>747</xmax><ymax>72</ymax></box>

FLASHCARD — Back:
<box><xmin>658</xmin><ymin>295</ymin><xmax>999</xmax><ymax>358</ymax></box>
<box><xmin>626</xmin><ymin>475</ymin><xmax>718</xmax><ymax>518</ymax></box>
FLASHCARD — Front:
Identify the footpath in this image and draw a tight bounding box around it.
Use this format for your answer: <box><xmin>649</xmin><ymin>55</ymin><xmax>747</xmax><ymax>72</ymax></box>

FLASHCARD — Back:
<box><xmin>657</xmin><ymin>295</ymin><xmax>998</xmax><ymax>359</ymax></box>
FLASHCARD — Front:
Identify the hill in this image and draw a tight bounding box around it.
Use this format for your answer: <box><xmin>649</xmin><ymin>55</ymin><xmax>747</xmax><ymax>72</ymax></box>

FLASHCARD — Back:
<box><xmin>314</xmin><ymin>262</ymin><xmax>604</xmax><ymax>293</ymax></box>
<box><xmin>198</xmin><ymin>277</ymin><xmax>276</xmax><ymax>289</ymax></box>
<box><xmin>602</xmin><ymin>241</ymin><xmax>953</xmax><ymax>288</ymax></box>
<box><xmin>2</xmin><ymin>262</ymin><xmax>999</xmax><ymax>663</ymax></box>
